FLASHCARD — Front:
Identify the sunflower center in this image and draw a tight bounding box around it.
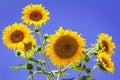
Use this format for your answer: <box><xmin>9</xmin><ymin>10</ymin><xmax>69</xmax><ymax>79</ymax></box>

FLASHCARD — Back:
<box><xmin>30</xmin><ymin>11</ymin><xmax>42</xmax><ymax>21</ymax></box>
<box><xmin>10</xmin><ymin>30</ymin><xmax>24</xmax><ymax>43</ymax></box>
<box><xmin>102</xmin><ymin>57</ymin><xmax>109</xmax><ymax>67</ymax></box>
<box><xmin>102</xmin><ymin>41</ymin><xmax>109</xmax><ymax>52</ymax></box>
<box><xmin>24</xmin><ymin>42</ymin><xmax>32</xmax><ymax>51</ymax></box>
<box><xmin>54</xmin><ymin>35</ymin><xmax>78</xmax><ymax>58</ymax></box>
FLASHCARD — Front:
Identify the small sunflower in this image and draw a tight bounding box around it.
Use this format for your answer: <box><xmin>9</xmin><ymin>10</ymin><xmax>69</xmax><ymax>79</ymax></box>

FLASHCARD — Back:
<box><xmin>97</xmin><ymin>51</ymin><xmax>114</xmax><ymax>73</ymax></box>
<box><xmin>2</xmin><ymin>23</ymin><xmax>32</xmax><ymax>50</ymax></box>
<box><xmin>45</xmin><ymin>27</ymin><xmax>86</xmax><ymax>67</ymax></box>
<box><xmin>22</xmin><ymin>4</ymin><xmax>50</xmax><ymax>27</ymax></box>
<box><xmin>97</xmin><ymin>33</ymin><xmax>116</xmax><ymax>55</ymax></box>
<box><xmin>18</xmin><ymin>35</ymin><xmax>36</xmax><ymax>58</ymax></box>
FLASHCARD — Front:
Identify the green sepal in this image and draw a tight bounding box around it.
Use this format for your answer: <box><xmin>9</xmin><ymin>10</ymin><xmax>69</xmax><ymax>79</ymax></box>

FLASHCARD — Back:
<box><xmin>97</xmin><ymin>61</ymin><xmax>106</xmax><ymax>71</ymax></box>
<box><xmin>26</xmin><ymin>49</ymin><xmax>36</xmax><ymax>53</ymax></box>
<box><xmin>11</xmin><ymin>64</ymin><xmax>27</xmax><ymax>70</ymax></box>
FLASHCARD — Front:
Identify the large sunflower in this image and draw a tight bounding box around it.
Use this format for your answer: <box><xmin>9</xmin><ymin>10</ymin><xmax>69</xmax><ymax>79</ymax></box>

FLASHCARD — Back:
<box><xmin>97</xmin><ymin>33</ymin><xmax>116</xmax><ymax>55</ymax></box>
<box><xmin>2</xmin><ymin>23</ymin><xmax>32</xmax><ymax>50</ymax></box>
<box><xmin>18</xmin><ymin>35</ymin><xmax>36</xmax><ymax>58</ymax></box>
<box><xmin>97</xmin><ymin>51</ymin><xmax>114</xmax><ymax>73</ymax></box>
<box><xmin>22</xmin><ymin>4</ymin><xmax>50</xmax><ymax>27</ymax></box>
<box><xmin>45</xmin><ymin>27</ymin><xmax>86</xmax><ymax>67</ymax></box>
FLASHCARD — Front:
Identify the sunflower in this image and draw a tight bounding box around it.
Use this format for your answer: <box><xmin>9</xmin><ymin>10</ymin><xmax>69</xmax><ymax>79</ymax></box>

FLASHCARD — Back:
<box><xmin>97</xmin><ymin>33</ymin><xmax>116</xmax><ymax>55</ymax></box>
<box><xmin>45</xmin><ymin>27</ymin><xmax>86</xmax><ymax>67</ymax></box>
<box><xmin>18</xmin><ymin>35</ymin><xmax>36</xmax><ymax>58</ymax></box>
<box><xmin>22</xmin><ymin>4</ymin><xmax>50</xmax><ymax>27</ymax></box>
<box><xmin>97</xmin><ymin>51</ymin><xmax>114</xmax><ymax>73</ymax></box>
<box><xmin>2</xmin><ymin>23</ymin><xmax>32</xmax><ymax>50</ymax></box>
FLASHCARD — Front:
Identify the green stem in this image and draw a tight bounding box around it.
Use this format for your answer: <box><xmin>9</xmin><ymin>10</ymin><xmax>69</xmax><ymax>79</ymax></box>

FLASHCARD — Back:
<box><xmin>37</xmin><ymin>30</ymin><xmax>51</xmax><ymax>70</ymax></box>
<box><xmin>24</xmin><ymin>51</ymin><xmax>29</xmax><ymax>63</ymax></box>
<box><xmin>37</xmin><ymin>29</ymin><xmax>54</xmax><ymax>80</ymax></box>
<box><xmin>78</xmin><ymin>60</ymin><xmax>85</xmax><ymax>80</ymax></box>
<box><xmin>78</xmin><ymin>70</ymin><xmax>82</xmax><ymax>80</ymax></box>
<box><xmin>62</xmin><ymin>64</ymin><xmax>71</xmax><ymax>72</ymax></box>
<box><xmin>57</xmin><ymin>67</ymin><xmax>62</xmax><ymax>80</ymax></box>
<box><xmin>24</xmin><ymin>52</ymin><xmax>34</xmax><ymax>80</ymax></box>
<box><xmin>31</xmin><ymin>71</ymin><xmax>34</xmax><ymax>80</ymax></box>
<box><xmin>89</xmin><ymin>65</ymin><xmax>98</xmax><ymax>80</ymax></box>
<box><xmin>87</xmin><ymin>46</ymin><xmax>98</xmax><ymax>55</ymax></box>
<box><xmin>37</xmin><ymin>52</ymin><xmax>43</xmax><ymax>61</ymax></box>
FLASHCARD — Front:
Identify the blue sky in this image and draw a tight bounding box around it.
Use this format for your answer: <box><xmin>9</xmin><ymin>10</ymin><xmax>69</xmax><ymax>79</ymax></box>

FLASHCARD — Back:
<box><xmin>0</xmin><ymin>0</ymin><xmax>120</xmax><ymax>80</ymax></box>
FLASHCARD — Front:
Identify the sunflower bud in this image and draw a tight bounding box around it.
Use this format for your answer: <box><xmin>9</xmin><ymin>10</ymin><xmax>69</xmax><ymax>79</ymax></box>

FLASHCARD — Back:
<box><xmin>44</xmin><ymin>34</ymin><xmax>49</xmax><ymax>40</ymax></box>
<box><xmin>85</xmin><ymin>67</ymin><xmax>91</xmax><ymax>73</ymax></box>
<box><xmin>37</xmin><ymin>46</ymin><xmax>42</xmax><ymax>52</ymax></box>
<box><xmin>27</xmin><ymin>63</ymin><xmax>33</xmax><ymax>70</ymax></box>
<box><xmin>28</xmin><ymin>56</ymin><xmax>34</xmax><ymax>61</ymax></box>
<box><xmin>34</xmin><ymin>27</ymin><xmax>39</xmax><ymax>33</ymax></box>
<box><xmin>16</xmin><ymin>50</ymin><xmax>22</xmax><ymax>56</ymax></box>
<box><xmin>36</xmin><ymin>66</ymin><xmax>41</xmax><ymax>71</ymax></box>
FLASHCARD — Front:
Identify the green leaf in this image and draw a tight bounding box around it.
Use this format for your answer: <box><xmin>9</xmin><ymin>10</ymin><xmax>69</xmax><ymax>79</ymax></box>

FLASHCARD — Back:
<box><xmin>71</xmin><ymin>63</ymin><xmax>86</xmax><ymax>71</ymax></box>
<box><xmin>52</xmin><ymin>70</ymin><xmax>68</xmax><ymax>76</ymax></box>
<box><xmin>80</xmin><ymin>76</ymin><xmax>88</xmax><ymax>80</ymax></box>
<box><xmin>29</xmin><ymin>59</ymin><xmax>46</xmax><ymax>66</ymax></box>
<box><xmin>71</xmin><ymin>63</ymin><xmax>82</xmax><ymax>70</ymax></box>
<box><xmin>29</xmin><ymin>59</ymin><xmax>39</xmax><ymax>63</ymax></box>
<box><xmin>85</xmin><ymin>54</ymin><xmax>91</xmax><ymax>62</ymax></box>
<box><xmin>54</xmin><ymin>71</ymin><xmax>67</xmax><ymax>76</ymax></box>
<box><xmin>11</xmin><ymin>64</ymin><xmax>27</xmax><ymax>70</ymax></box>
<box><xmin>36</xmin><ymin>46</ymin><xmax>42</xmax><ymax>52</ymax></box>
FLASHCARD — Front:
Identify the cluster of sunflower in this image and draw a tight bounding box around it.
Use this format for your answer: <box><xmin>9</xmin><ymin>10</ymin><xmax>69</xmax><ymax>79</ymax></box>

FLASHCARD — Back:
<box><xmin>2</xmin><ymin>4</ymin><xmax>116</xmax><ymax>80</ymax></box>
